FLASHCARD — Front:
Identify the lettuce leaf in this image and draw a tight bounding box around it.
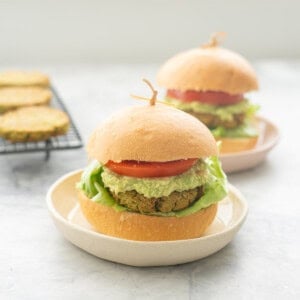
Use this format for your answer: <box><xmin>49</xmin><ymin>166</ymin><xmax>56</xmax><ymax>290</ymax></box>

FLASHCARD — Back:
<box><xmin>76</xmin><ymin>160</ymin><xmax>103</xmax><ymax>198</ymax></box>
<box><xmin>211</xmin><ymin>122</ymin><xmax>259</xmax><ymax>138</ymax></box>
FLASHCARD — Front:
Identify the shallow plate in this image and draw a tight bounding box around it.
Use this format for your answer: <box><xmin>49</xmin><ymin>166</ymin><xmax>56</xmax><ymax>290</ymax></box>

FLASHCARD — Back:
<box><xmin>220</xmin><ymin>116</ymin><xmax>279</xmax><ymax>173</ymax></box>
<box><xmin>47</xmin><ymin>170</ymin><xmax>248</xmax><ymax>267</ymax></box>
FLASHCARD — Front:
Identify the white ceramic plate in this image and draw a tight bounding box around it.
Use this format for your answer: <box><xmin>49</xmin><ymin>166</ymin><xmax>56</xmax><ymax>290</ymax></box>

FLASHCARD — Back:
<box><xmin>47</xmin><ymin>170</ymin><xmax>248</xmax><ymax>266</ymax></box>
<box><xmin>220</xmin><ymin>116</ymin><xmax>279</xmax><ymax>173</ymax></box>
<box><xmin>47</xmin><ymin>170</ymin><xmax>248</xmax><ymax>267</ymax></box>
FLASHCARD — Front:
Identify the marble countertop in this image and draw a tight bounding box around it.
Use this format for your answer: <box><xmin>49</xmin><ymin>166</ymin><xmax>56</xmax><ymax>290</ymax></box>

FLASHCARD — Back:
<box><xmin>0</xmin><ymin>62</ymin><xmax>299</xmax><ymax>299</ymax></box>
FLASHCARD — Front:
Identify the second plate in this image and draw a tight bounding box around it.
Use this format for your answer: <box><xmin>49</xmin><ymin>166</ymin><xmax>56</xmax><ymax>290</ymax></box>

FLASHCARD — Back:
<box><xmin>220</xmin><ymin>116</ymin><xmax>279</xmax><ymax>173</ymax></box>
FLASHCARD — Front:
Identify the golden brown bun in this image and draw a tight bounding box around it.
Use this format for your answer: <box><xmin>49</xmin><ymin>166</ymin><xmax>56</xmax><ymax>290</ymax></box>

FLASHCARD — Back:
<box><xmin>87</xmin><ymin>104</ymin><xmax>218</xmax><ymax>163</ymax></box>
<box><xmin>217</xmin><ymin>136</ymin><xmax>258</xmax><ymax>154</ymax></box>
<box><xmin>157</xmin><ymin>47</ymin><xmax>258</xmax><ymax>94</ymax></box>
<box><xmin>78</xmin><ymin>191</ymin><xmax>217</xmax><ymax>241</ymax></box>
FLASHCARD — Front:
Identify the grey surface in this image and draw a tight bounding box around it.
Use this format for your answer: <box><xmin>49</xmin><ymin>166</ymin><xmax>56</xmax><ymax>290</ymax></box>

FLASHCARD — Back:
<box><xmin>0</xmin><ymin>63</ymin><xmax>299</xmax><ymax>299</ymax></box>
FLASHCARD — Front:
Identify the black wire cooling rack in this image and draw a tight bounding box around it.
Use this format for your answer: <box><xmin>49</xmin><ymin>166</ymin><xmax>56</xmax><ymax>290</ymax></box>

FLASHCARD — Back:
<box><xmin>0</xmin><ymin>86</ymin><xmax>83</xmax><ymax>160</ymax></box>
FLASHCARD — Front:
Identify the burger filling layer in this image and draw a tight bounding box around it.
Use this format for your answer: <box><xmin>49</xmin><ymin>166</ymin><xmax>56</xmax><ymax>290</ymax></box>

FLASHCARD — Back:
<box><xmin>111</xmin><ymin>187</ymin><xmax>203</xmax><ymax>213</ymax></box>
<box><xmin>165</xmin><ymin>96</ymin><xmax>259</xmax><ymax>138</ymax></box>
<box><xmin>77</xmin><ymin>157</ymin><xmax>227</xmax><ymax>217</ymax></box>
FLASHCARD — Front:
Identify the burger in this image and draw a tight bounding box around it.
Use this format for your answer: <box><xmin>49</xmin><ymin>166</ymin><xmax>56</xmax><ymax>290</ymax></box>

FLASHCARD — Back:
<box><xmin>76</xmin><ymin>83</ymin><xmax>227</xmax><ymax>241</ymax></box>
<box><xmin>157</xmin><ymin>33</ymin><xmax>259</xmax><ymax>153</ymax></box>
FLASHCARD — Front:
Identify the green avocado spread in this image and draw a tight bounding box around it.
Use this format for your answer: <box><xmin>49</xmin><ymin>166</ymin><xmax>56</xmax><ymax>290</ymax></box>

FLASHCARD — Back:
<box><xmin>77</xmin><ymin>157</ymin><xmax>227</xmax><ymax>217</ymax></box>
<box><xmin>165</xmin><ymin>97</ymin><xmax>259</xmax><ymax>121</ymax></box>
<box><xmin>101</xmin><ymin>160</ymin><xmax>208</xmax><ymax>198</ymax></box>
<box><xmin>165</xmin><ymin>97</ymin><xmax>259</xmax><ymax>138</ymax></box>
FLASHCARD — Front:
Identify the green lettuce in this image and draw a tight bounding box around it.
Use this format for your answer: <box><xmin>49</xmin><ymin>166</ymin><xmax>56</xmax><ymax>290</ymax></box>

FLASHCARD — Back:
<box><xmin>165</xmin><ymin>97</ymin><xmax>259</xmax><ymax>121</ymax></box>
<box><xmin>77</xmin><ymin>157</ymin><xmax>227</xmax><ymax>218</ymax></box>
<box><xmin>76</xmin><ymin>160</ymin><xmax>103</xmax><ymax>198</ymax></box>
<box><xmin>211</xmin><ymin>123</ymin><xmax>259</xmax><ymax>138</ymax></box>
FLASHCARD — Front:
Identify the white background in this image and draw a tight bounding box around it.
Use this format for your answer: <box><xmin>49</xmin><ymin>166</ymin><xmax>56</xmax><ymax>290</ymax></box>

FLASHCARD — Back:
<box><xmin>0</xmin><ymin>0</ymin><xmax>299</xmax><ymax>64</ymax></box>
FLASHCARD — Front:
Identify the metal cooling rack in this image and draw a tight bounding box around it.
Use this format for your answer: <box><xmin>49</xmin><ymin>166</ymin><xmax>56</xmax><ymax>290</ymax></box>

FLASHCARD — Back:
<box><xmin>0</xmin><ymin>86</ymin><xmax>83</xmax><ymax>159</ymax></box>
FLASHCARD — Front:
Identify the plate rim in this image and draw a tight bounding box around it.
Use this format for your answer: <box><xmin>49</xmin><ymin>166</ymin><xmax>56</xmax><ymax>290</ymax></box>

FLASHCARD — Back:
<box><xmin>46</xmin><ymin>169</ymin><xmax>248</xmax><ymax>245</ymax></box>
<box><xmin>220</xmin><ymin>115</ymin><xmax>280</xmax><ymax>158</ymax></box>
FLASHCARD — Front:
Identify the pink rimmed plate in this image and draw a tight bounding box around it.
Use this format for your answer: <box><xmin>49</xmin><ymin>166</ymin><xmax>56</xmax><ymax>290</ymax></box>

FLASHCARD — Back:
<box><xmin>220</xmin><ymin>116</ymin><xmax>279</xmax><ymax>173</ymax></box>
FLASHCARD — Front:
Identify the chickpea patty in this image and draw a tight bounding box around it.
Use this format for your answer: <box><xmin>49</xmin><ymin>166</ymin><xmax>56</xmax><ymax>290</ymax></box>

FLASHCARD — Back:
<box><xmin>0</xmin><ymin>106</ymin><xmax>70</xmax><ymax>142</ymax></box>
<box><xmin>111</xmin><ymin>186</ymin><xmax>204</xmax><ymax>213</ymax></box>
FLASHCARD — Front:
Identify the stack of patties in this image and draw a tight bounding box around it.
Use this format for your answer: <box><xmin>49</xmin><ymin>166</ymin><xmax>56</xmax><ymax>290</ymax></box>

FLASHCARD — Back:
<box><xmin>0</xmin><ymin>71</ymin><xmax>51</xmax><ymax>113</ymax></box>
<box><xmin>157</xmin><ymin>35</ymin><xmax>259</xmax><ymax>153</ymax></box>
<box><xmin>0</xmin><ymin>71</ymin><xmax>69</xmax><ymax>142</ymax></box>
<box><xmin>77</xmin><ymin>87</ymin><xmax>227</xmax><ymax>241</ymax></box>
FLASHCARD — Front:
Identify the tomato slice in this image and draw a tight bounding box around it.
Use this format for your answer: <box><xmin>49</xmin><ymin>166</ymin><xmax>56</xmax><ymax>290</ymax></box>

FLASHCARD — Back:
<box><xmin>167</xmin><ymin>89</ymin><xmax>243</xmax><ymax>105</ymax></box>
<box><xmin>106</xmin><ymin>159</ymin><xmax>198</xmax><ymax>178</ymax></box>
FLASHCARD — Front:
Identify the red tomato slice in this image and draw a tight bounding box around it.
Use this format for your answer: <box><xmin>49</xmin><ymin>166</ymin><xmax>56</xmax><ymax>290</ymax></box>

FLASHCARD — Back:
<box><xmin>106</xmin><ymin>159</ymin><xmax>198</xmax><ymax>178</ymax></box>
<box><xmin>167</xmin><ymin>89</ymin><xmax>243</xmax><ymax>105</ymax></box>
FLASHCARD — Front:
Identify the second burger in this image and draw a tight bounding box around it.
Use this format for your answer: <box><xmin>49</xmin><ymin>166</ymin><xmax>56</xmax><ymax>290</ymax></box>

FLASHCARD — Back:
<box><xmin>157</xmin><ymin>33</ymin><xmax>260</xmax><ymax>153</ymax></box>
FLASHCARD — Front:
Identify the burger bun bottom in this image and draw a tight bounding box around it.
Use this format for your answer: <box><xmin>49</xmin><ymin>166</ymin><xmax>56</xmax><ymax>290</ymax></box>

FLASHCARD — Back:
<box><xmin>78</xmin><ymin>191</ymin><xmax>218</xmax><ymax>241</ymax></box>
<box><xmin>217</xmin><ymin>136</ymin><xmax>258</xmax><ymax>154</ymax></box>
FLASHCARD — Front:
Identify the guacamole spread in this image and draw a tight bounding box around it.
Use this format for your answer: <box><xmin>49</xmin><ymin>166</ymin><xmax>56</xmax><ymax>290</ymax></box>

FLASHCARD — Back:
<box><xmin>165</xmin><ymin>97</ymin><xmax>259</xmax><ymax>138</ymax></box>
<box><xmin>165</xmin><ymin>97</ymin><xmax>259</xmax><ymax>121</ymax></box>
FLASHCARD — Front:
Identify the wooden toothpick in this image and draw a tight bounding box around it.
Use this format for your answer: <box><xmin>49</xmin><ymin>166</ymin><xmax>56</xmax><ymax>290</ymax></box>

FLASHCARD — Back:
<box><xmin>202</xmin><ymin>32</ymin><xmax>227</xmax><ymax>48</ymax></box>
<box><xmin>130</xmin><ymin>78</ymin><xmax>160</xmax><ymax>106</ymax></box>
